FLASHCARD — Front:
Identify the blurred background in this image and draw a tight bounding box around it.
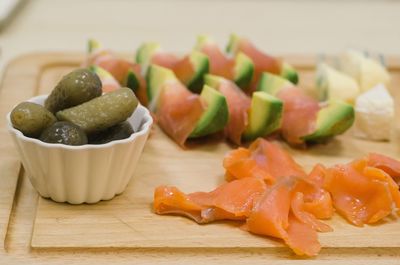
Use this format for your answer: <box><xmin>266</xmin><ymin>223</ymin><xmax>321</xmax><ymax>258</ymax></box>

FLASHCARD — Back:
<box><xmin>0</xmin><ymin>0</ymin><xmax>399</xmax><ymax>78</ymax></box>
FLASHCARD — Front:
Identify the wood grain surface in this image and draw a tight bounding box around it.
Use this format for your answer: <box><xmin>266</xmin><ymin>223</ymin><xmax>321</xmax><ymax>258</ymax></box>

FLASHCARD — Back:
<box><xmin>1</xmin><ymin>53</ymin><xmax>400</xmax><ymax>264</ymax></box>
<box><xmin>0</xmin><ymin>159</ymin><xmax>20</xmax><ymax>249</ymax></box>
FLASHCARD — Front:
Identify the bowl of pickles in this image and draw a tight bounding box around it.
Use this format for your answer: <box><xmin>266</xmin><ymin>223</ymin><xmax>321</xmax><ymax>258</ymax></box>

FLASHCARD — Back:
<box><xmin>6</xmin><ymin>69</ymin><xmax>153</xmax><ymax>204</ymax></box>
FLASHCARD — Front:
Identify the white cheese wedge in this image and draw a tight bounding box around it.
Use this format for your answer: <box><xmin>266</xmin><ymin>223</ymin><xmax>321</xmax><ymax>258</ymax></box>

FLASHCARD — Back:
<box><xmin>354</xmin><ymin>84</ymin><xmax>394</xmax><ymax>141</ymax></box>
<box><xmin>339</xmin><ymin>50</ymin><xmax>391</xmax><ymax>92</ymax></box>
<box><xmin>316</xmin><ymin>63</ymin><xmax>360</xmax><ymax>104</ymax></box>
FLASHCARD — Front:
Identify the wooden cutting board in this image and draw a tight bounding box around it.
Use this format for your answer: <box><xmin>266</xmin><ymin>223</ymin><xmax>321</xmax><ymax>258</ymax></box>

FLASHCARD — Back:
<box><xmin>3</xmin><ymin>53</ymin><xmax>400</xmax><ymax>257</ymax></box>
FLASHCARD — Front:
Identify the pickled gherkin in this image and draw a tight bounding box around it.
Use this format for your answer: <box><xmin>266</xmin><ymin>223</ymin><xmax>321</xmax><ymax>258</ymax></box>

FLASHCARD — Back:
<box><xmin>45</xmin><ymin>69</ymin><xmax>102</xmax><ymax>113</ymax></box>
<box><xmin>11</xmin><ymin>102</ymin><xmax>57</xmax><ymax>137</ymax></box>
<box><xmin>56</xmin><ymin>88</ymin><xmax>138</xmax><ymax>134</ymax></box>
<box><xmin>88</xmin><ymin>122</ymin><xmax>134</xmax><ymax>144</ymax></box>
<box><xmin>40</xmin><ymin>121</ymin><xmax>88</xmax><ymax>146</ymax></box>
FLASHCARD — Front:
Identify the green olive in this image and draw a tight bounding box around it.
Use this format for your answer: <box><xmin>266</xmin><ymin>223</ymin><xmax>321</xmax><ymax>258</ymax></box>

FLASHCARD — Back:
<box><xmin>11</xmin><ymin>102</ymin><xmax>57</xmax><ymax>137</ymax></box>
<box><xmin>45</xmin><ymin>68</ymin><xmax>102</xmax><ymax>113</ymax></box>
<box><xmin>39</xmin><ymin>121</ymin><xmax>88</xmax><ymax>146</ymax></box>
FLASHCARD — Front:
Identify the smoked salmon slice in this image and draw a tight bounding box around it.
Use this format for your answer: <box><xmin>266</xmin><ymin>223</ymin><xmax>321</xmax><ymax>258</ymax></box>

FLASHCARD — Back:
<box><xmin>294</xmin><ymin>164</ymin><xmax>334</xmax><ymax>220</ymax></box>
<box><xmin>223</xmin><ymin>138</ymin><xmax>306</xmax><ymax>183</ymax></box>
<box><xmin>198</xmin><ymin>42</ymin><xmax>234</xmax><ymax>79</ymax></box>
<box><xmin>91</xmin><ymin>54</ymin><xmax>135</xmax><ymax>83</ymax></box>
<box><xmin>189</xmin><ymin>177</ymin><xmax>267</xmax><ymax>221</ymax></box>
<box><xmin>137</xmin><ymin>48</ymin><xmax>208</xmax><ymax>93</ymax></box>
<box><xmin>89</xmin><ymin>65</ymin><xmax>121</xmax><ymax>93</ymax></box>
<box><xmin>172</xmin><ymin>55</ymin><xmax>197</xmax><ymax>85</ymax></box>
<box><xmin>217</xmin><ymin>80</ymin><xmax>251</xmax><ymax>145</ymax></box>
<box><xmin>245</xmin><ymin>177</ymin><xmax>322</xmax><ymax>256</ymax></box>
<box><xmin>285</xmin><ymin>213</ymin><xmax>321</xmax><ymax>256</ymax></box>
<box><xmin>291</xmin><ymin>192</ymin><xmax>333</xmax><ymax>232</ymax></box>
<box><xmin>156</xmin><ymin>81</ymin><xmax>204</xmax><ymax>147</ymax></box>
<box><xmin>86</xmin><ymin>51</ymin><xmax>148</xmax><ymax>105</ymax></box>
<box><xmin>151</xmin><ymin>52</ymin><xmax>181</xmax><ymax>69</ymax></box>
<box><xmin>153</xmin><ymin>139</ymin><xmax>400</xmax><ymax>257</ymax></box>
<box><xmin>154</xmin><ymin>186</ymin><xmax>205</xmax><ymax>223</ymax></box>
<box><xmin>230</xmin><ymin>37</ymin><xmax>281</xmax><ymax>89</ymax></box>
<box><xmin>324</xmin><ymin>158</ymin><xmax>400</xmax><ymax>226</ymax></box>
<box><xmin>232</xmin><ymin>37</ymin><xmax>281</xmax><ymax>75</ymax></box>
<box><xmin>101</xmin><ymin>76</ymin><xmax>120</xmax><ymax>93</ymax></box>
<box><xmin>245</xmin><ymin>177</ymin><xmax>293</xmax><ymax>239</ymax></box>
<box><xmin>154</xmin><ymin>177</ymin><xmax>267</xmax><ymax>223</ymax></box>
<box><xmin>277</xmin><ymin>87</ymin><xmax>320</xmax><ymax>145</ymax></box>
<box><xmin>154</xmin><ymin>139</ymin><xmax>331</xmax><ymax>256</ymax></box>
<box><xmin>96</xmin><ymin>56</ymin><xmax>148</xmax><ymax>106</ymax></box>
<box><xmin>367</xmin><ymin>153</ymin><xmax>400</xmax><ymax>185</ymax></box>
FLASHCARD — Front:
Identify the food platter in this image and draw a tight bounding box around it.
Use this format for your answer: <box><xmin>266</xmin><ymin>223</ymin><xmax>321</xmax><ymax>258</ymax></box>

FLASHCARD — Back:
<box><xmin>0</xmin><ymin>51</ymin><xmax>399</xmax><ymax>262</ymax></box>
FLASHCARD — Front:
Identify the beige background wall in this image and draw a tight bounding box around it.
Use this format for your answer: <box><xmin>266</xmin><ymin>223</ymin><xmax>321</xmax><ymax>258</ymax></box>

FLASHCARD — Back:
<box><xmin>0</xmin><ymin>0</ymin><xmax>399</xmax><ymax>77</ymax></box>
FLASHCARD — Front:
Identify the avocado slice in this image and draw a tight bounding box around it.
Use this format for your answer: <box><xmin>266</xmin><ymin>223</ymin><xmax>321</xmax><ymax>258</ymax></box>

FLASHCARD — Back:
<box><xmin>87</xmin><ymin>39</ymin><xmax>103</xmax><ymax>54</ymax></box>
<box><xmin>234</xmin><ymin>52</ymin><xmax>254</xmax><ymax>88</ymax></box>
<box><xmin>226</xmin><ymin>33</ymin><xmax>240</xmax><ymax>55</ymax></box>
<box><xmin>136</xmin><ymin>42</ymin><xmax>161</xmax><ymax>73</ymax></box>
<box><xmin>256</xmin><ymin>72</ymin><xmax>294</xmax><ymax>95</ymax></box>
<box><xmin>301</xmin><ymin>100</ymin><xmax>355</xmax><ymax>143</ymax></box>
<box><xmin>242</xmin><ymin>91</ymin><xmax>283</xmax><ymax>141</ymax></box>
<box><xmin>204</xmin><ymin>74</ymin><xmax>225</xmax><ymax>89</ymax></box>
<box><xmin>280</xmin><ymin>62</ymin><xmax>299</xmax><ymax>84</ymax></box>
<box><xmin>146</xmin><ymin>64</ymin><xmax>177</xmax><ymax>108</ymax></box>
<box><xmin>183</xmin><ymin>51</ymin><xmax>209</xmax><ymax>93</ymax></box>
<box><xmin>194</xmin><ymin>35</ymin><xmax>215</xmax><ymax>51</ymax></box>
<box><xmin>89</xmin><ymin>65</ymin><xmax>113</xmax><ymax>79</ymax></box>
<box><xmin>190</xmin><ymin>85</ymin><xmax>229</xmax><ymax>138</ymax></box>
<box><xmin>124</xmin><ymin>70</ymin><xmax>140</xmax><ymax>93</ymax></box>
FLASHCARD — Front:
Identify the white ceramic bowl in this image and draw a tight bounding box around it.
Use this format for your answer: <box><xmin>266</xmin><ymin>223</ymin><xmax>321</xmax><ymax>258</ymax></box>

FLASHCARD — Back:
<box><xmin>7</xmin><ymin>95</ymin><xmax>153</xmax><ymax>204</ymax></box>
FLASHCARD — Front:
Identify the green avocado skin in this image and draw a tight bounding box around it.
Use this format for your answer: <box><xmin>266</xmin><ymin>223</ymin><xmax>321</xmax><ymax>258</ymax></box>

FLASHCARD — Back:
<box><xmin>126</xmin><ymin>71</ymin><xmax>140</xmax><ymax>93</ymax></box>
<box><xmin>282</xmin><ymin>70</ymin><xmax>299</xmax><ymax>85</ymax></box>
<box><xmin>45</xmin><ymin>69</ymin><xmax>102</xmax><ymax>113</ymax></box>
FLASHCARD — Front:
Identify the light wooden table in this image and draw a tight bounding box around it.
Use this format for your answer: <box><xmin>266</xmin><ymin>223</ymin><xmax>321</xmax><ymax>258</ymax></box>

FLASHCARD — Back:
<box><xmin>1</xmin><ymin>0</ymin><xmax>400</xmax><ymax>264</ymax></box>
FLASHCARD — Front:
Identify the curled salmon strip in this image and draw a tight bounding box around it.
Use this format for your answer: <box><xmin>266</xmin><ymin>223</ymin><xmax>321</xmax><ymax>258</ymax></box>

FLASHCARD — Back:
<box><xmin>223</xmin><ymin>138</ymin><xmax>306</xmax><ymax>183</ymax></box>
<box><xmin>245</xmin><ymin>177</ymin><xmax>322</xmax><ymax>257</ymax></box>
<box><xmin>367</xmin><ymin>153</ymin><xmax>400</xmax><ymax>186</ymax></box>
<box><xmin>291</xmin><ymin>192</ymin><xmax>333</xmax><ymax>232</ymax></box>
<box><xmin>154</xmin><ymin>177</ymin><xmax>267</xmax><ymax>224</ymax></box>
<box><xmin>154</xmin><ymin>186</ymin><xmax>204</xmax><ymax>223</ymax></box>
<box><xmin>324</xmin><ymin>158</ymin><xmax>400</xmax><ymax>226</ymax></box>
<box><xmin>296</xmin><ymin>164</ymin><xmax>334</xmax><ymax>220</ymax></box>
<box><xmin>154</xmin><ymin>139</ymin><xmax>336</xmax><ymax>257</ymax></box>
